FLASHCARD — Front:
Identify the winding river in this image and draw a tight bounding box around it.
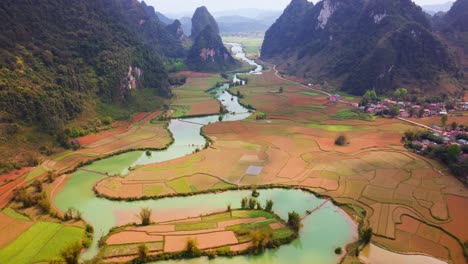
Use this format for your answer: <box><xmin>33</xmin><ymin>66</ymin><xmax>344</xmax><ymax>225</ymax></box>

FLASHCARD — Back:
<box><xmin>53</xmin><ymin>44</ymin><xmax>357</xmax><ymax>263</ymax></box>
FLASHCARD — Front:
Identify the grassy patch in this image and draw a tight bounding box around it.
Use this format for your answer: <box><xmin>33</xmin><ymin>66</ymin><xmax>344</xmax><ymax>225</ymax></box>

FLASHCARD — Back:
<box><xmin>103</xmin><ymin>242</ymin><xmax>163</xmax><ymax>258</ymax></box>
<box><xmin>334</xmin><ymin>109</ymin><xmax>376</xmax><ymax>121</ymax></box>
<box><xmin>209</xmin><ymin>182</ymin><xmax>236</xmax><ymax>190</ymax></box>
<box><xmin>143</xmin><ymin>184</ymin><xmax>165</xmax><ymax>196</ymax></box>
<box><xmin>300</xmin><ymin>91</ymin><xmax>319</xmax><ymax>97</ymax></box>
<box><xmin>25</xmin><ymin>167</ymin><xmax>46</xmax><ymax>181</ymax></box>
<box><xmin>2</xmin><ymin>208</ymin><xmax>29</xmax><ymax>221</ymax></box>
<box><xmin>202</xmin><ymin>212</ymin><xmax>235</xmax><ymax>222</ymax></box>
<box><xmin>171</xmin><ymin>105</ymin><xmax>192</xmax><ymax>118</ymax></box>
<box><xmin>175</xmin><ymin>222</ymin><xmax>217</xmax><ymax>231</ymax></box>
<box><xmin>307</xmin><ymin>123</ymin><xmax>362</xmax><ymax>132</ymax></box>
<box><xmin>166</xmin><ymin>177</ymin><xmax>195</xmax><ymax>193</ymax></box>
<box><xmin>226</xmin><ymin>219</ymin><xmax>276</xmax><ymax>234</ymax></box>
<box><xmin>0</xmin><ymin>222</ymin><xmax>84</xmax><ymax>264</ymax></box>
<box><xmin>272</xmin><ymin>228</ymin><xmax>295</xmax><ymax>240</ymax></box>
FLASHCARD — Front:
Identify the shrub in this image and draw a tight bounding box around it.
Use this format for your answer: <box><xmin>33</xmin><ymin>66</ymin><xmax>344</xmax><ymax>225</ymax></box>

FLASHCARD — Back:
<box><xmin>33</xmin><ymin>180</ymin><xmax>43</xmax><ymax>193</ymax></box>
<box><xmin>335</xmin><ymin>135</ymin><xmax>348</xmax><ymax>146</ymax></box>
<box><xmin>184</xmin><ymin>239</ymin><xmax>201</xmax><ymax>257</ymax></box>
<box><xmin>359</xmin><ymin>227</ymin><xmax>373</xmax><ymax>245</ymax></box>
<box><xmin>241</xmin><ymin>197</ymin><xmax>248</xmax><ymax>209</ymax></box>
<box><xmin>61</xmin><ymin>242</ymin><xmax>82</xmax><ymax>264</ymax></box>
<box><xmin>335</xmin><ymin>247</ymin><xmax>342</xmax><ymax>254</ymax></box>
<box><xmin>248</xmin><ymin>198</ymin><xmax>257</xmax><ymax>210</ymax></box>
<box><xmin>287</xmin><ymin>211</ymin><xmax>301</xmax><ymax>232</ymax></box>
<box><xmin>265</xmin><ymin>200</ymin><xmax>274</xmax><ymax>213</ymax></box>
<box><xmin>138</xmin><ymin>243</ymin><xmax>148</xmax><ymax>261</ymax></box>
<box><xmin>37</xmin><ymin>195</ymin><xmax>51</xmax><ymax>214</ymax></box>
<box><xmin>250</xmin><ymin>230</ymin><xmax>273</xmax><ymax>254</ymax></box>
<box><xmin>139</xmin><ymin>207</ymin><xmax>152</xmax><ymax>226</ymax></box>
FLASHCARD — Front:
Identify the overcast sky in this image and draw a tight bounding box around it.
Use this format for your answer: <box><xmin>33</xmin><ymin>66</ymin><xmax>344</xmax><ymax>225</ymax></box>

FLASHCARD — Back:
<box><xmin>145</xmin><ymin>0</ymin><xmax>452</xmax><ymax>14</ymax></box>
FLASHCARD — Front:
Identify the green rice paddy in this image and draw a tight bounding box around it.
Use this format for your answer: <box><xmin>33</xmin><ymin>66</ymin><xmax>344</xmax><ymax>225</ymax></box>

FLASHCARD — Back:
<box><xmin>0</xmin><ymin>222</ymin><xmax>84</xmax><ymax>264</ymax></box>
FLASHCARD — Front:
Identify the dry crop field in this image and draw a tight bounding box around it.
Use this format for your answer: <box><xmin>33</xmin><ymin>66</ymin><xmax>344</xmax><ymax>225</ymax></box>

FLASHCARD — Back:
<box><xmin>96</xmin><ymin>69</ymin><xmax>468</xmax><ymax>263</ymax></box>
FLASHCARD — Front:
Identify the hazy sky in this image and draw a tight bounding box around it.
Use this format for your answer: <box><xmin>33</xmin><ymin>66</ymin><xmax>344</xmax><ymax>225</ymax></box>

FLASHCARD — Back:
<box><xmin>145</xmin><ymin>0</ymin><xmax>452</xmax><ymax>14</ymax></box>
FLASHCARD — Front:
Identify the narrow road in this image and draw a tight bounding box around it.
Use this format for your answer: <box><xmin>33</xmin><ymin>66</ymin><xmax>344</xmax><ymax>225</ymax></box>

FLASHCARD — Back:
<box><xmin>266</xmin><ymin>63</ymin><xmax>354</xmax><ymax>105</ymax></box>
<box><xmin>397</xmin><ymin>117</ymin><xmax>443</xmax><ymax>133</ymax></box>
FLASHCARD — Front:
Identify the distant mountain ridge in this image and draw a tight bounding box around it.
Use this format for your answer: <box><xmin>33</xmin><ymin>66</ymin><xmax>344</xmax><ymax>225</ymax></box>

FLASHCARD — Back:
<box><xmin>261</xmin><ymin>0</ymin><xmax>465</xmax><ymax>96</ymax></box>
<box><xmin>422</xmin><ymin>1</ymin><xmax>454</xmax><ymax>15</ymax></box>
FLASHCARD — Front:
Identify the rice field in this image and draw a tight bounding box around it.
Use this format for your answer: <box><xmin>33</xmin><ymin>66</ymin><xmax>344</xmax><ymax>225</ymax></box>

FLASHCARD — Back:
<box><xmin>0</xmin><ymin>222</ymin><xmax>84</xmax><ymax>264</ymax></box>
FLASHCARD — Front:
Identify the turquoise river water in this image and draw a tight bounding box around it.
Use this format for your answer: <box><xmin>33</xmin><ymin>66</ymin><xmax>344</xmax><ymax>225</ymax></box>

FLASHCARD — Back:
<box><xmin>53</xmin><ymin>43</ymin><xmax>357</xmax><ymax>263</ymax></box>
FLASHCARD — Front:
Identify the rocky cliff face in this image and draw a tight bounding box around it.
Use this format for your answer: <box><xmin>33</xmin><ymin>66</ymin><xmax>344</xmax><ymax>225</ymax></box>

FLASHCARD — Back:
<box><xmin>191</xmin><ymin>6</ymin><xmax>220</xmax><ymax>38</ymax></box>
<box><xmin>166</xmin><ymin>19</ymin><xmax>186</xmax><ymax>40</ymax></box>
<box><xmin>262</xmin><ymin>0</ymin><xmax>464</xmax><ymax>96</ymax></box>
<box><xmin>186</xmin><ymin>26</ymin><xmax>238</xmax><ymax>72</ymax></box>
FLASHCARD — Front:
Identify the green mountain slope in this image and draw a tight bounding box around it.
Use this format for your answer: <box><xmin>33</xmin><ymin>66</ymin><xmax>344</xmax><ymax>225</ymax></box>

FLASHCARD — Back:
<box><xmin>0</xmin><ymin>0</ymin><xmax>184</xmax><ymax>171</ymax></box>
<box><xmin>262</xmin><ymin>0</ymin><xmax>465</xmax><ymax>96</ymax></box>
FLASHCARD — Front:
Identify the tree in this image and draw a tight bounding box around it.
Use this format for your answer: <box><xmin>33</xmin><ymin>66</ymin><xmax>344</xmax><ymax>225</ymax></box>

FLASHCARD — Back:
<box><xmin>241</xmin><ymin>197</ymin><xmax>248</xmax><ymax>209</ymax></box>
<box><xmin>184</xmin><ymin>238</ymin><xmax>201</xmax><ymax>257</ymax></box>
<box><xmin>249</xmin><ymin>198</ymin><xmax>257</xmax><ymax>210</ymax></box>
<box><xmin>279</xmin><ymin>86</ymin><xmax>284</xmax><ymax>93</ymax></box>
<box><xmin>335</xmin><ymin>135</ymin><xmax>348</xmax><ymax>146</ymax></box>
<box><xmin>287</xmin><ymin>211</ymin><xmax>301</xmax><ymax>232</ymax></box>
<box><xmin>389</xmin><ymin>105</ymin><xmax>400</xmax><ymax>118</ymax></box>
<box><xmin>250</xmin><ymin>230</ymin><xmax>273</xmax><ymax>254</ymax></box>
<box><xmin>33</xmin><ymin>179</ymin><xmax>43</xmax><ymax>193</ymax></box>
<box><xmin>359</xmin><ymin>227</ymin><xmax>373</xmax><ymax>245</ymax></box>
<box><xmin>361</xmin><ymin>90</ymin><xmax>378</xmax><ymax>106</ymax></box>
<box><xmin>265</xmin><ymin>200</ymin><xmax>274</xmax><ymax>213</ymax></box>
<box><xmin>139</xmin><ymin>208</ymin><xmax>152</xmax><ymax>226</ymax></box>
<box><xmin>447</xmin><ymin>145</ymin><xmax>462</xmax><ymax>162</ymax></box>
<box><xmin>61</xmin><ymin>242</ymin><xmax>82</xmax><ymax>264</ymax></box>
<box><xmin>138</xmin><ymin>243</ymin><xmax>148</xmax><ymax>261</ymax></box>
<box><xmin>451</xmin><ymin>122</ymin><xmax>458</xmax><ymax>131</ymax></box>
<box><xmin>441</xmin><ymin>115</ymin><xmax>448</xmax><ymax>127</ymax></box>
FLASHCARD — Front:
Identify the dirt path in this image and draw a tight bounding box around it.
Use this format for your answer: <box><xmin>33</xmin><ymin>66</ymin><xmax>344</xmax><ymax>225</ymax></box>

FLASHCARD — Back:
<box><xmin>396</xmin><ymin>117</ymin><xmax>443</xmax><ymax>133</ymax></box>
<box><xmin>263</xmin><ymin>62</ymin><xmax>354</xmax><ymax>105</ymax></box>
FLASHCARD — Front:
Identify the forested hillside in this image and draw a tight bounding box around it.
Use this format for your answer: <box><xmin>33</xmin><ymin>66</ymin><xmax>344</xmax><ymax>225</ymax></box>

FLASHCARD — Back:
<box><xmin>0</xmin><ymin>0</ymin><xmax>184</xmax><ymax>171</ymax></box>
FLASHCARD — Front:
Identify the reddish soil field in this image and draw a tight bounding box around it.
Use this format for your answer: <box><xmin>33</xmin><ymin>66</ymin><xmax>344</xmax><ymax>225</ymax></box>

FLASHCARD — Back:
<box><xmin>0</xmin><ymin>177</ymin><xmax>27</xmax><ymax>208</ymax></box>
<box><xmin>132</xmin><ymin>112</ymin><xmax>148</xmax><ymax>123</ymax></box>
<box><xmin>217</xmin><ymin>217</ymin><xmax>266</xmax><ymax>228</ymax></box>
<box><xmin>107</xmin><ymin>232</ymin><xmax>163</xmax><ymax>245</ymax></box>
<box><xmin>164</xmin><ymin>231</ymin><xmax>238</xmax><ymax>252</ymax></box>
<box><xmin>441</xmin><ymin>195</ymin><xmax>468</xmax><ymax>241</ymax></box>
<box><xmin>230</xmin><ymin>242</ymin><xmax>253</xmax><ymax>252</ymax></box>
<box><xmin>0</xmin><ymin>167</ymin><xmax>33</xmax><ymax>185</ymax></box>
<box><xmin>0</xmin><ymin>213</ymin><xmax>33</xmax><ymax>248</ymax></box>
<box><xmin>76</xmin><ymin>112</ymin><xmax>151</xmax><ymax>146</ymax></box>
<box><xmin>176</xmin><ymin>71</ymin><xmax>214</xmax><ymax>78</ymax></box>
<box><xmin>140</xmin><ymin>111</ymin><xmax>162</xmax><ymax>125</ymax></box>
<box><xmin>187</xmin><ymin>100</ymin><xmax>220</xmax><ymax>116</ymax></box>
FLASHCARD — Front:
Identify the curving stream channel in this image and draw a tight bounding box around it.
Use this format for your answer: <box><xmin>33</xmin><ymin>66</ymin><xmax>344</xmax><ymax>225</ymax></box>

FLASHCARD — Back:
<box><xmin>53</xmin><ymin>43</ymin><xmax>357</xmax><ymax>263</ymax></box>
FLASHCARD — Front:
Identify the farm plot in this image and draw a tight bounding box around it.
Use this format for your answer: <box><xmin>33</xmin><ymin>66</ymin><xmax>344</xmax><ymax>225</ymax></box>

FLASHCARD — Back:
<box><xmin>0</xmin><ymin>221</ymin><xmax>85</xmax><ymax>264</ymax></box>
<box><xmin>101</xmin><ymin>210</ymin><xmax>294</xmax><ymax>261</ymax></box>
<box><xmin>171</xmin><ymin>74</ymin><xmax>225</xmax><ymax>117</ymax></box>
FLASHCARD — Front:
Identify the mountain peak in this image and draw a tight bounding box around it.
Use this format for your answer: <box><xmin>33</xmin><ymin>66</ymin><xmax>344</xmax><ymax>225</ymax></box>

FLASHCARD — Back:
<box><xmin>191</xmin><ymin>6</ymin><xmax>219</xmax><ymax>38</ymax></box>
<box><xmin>186</xmin><ymin>26</ymin><xmax>238</xmax><ymax>72</ymax></box>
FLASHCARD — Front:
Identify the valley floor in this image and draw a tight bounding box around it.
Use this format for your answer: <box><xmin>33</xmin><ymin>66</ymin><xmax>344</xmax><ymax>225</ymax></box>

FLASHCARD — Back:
<box><xmin>0</xmin><ymin>63</ymin><xmax>467</xmax><ymax>263</ymax></box>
